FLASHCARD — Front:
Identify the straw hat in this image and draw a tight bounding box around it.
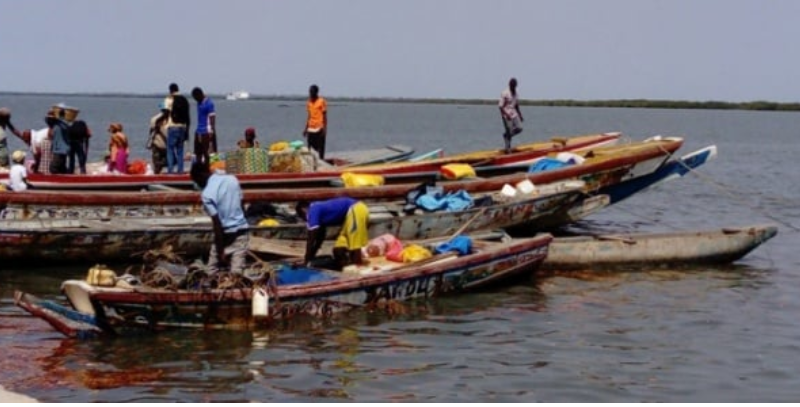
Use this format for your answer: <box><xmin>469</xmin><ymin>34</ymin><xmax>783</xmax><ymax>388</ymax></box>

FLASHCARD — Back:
<box><xmin>11</xmin><ymin>150</ymin><xmax>26</xmax><ymax>163</ymax></box>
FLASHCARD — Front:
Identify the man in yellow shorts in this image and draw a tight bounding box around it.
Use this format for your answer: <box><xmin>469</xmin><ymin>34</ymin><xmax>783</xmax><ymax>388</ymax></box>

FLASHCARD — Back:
<box><xmin>296</xmin><ymin>197</ymin><xmax>369</xmax><ymax>269</ymax></box>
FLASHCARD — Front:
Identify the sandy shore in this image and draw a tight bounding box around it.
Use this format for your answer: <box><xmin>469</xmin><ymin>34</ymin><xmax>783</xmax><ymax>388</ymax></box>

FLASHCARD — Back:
<box><xmin>0</xmin><ymin>385</ymin><xmax>37</xmax><ymax>403</ymax></box>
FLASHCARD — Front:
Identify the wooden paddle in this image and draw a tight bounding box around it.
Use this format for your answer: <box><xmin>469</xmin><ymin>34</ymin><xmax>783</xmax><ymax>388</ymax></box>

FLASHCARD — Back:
<box><xmin>448</xmin><ymin>207</ymin><xmax>489</xmax><ymax>240</ymax></box>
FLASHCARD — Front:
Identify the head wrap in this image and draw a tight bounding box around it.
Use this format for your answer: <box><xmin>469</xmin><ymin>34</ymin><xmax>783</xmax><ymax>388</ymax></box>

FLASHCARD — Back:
<box><xmin>107</xmin><ymin>122</ymin><xmax>123</xmax><ymax>133</ymax></box>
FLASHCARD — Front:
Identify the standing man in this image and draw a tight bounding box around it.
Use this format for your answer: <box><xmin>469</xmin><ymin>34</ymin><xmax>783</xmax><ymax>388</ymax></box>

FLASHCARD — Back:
<box><xmin>147</xmin><ymin>102</ymin><xmax>170</xmax><ymax>174</ymax></box>
<box><xmin>190</xmin><ymin>160</ymin><xmax>249</xmax><ymax>274</ymax></box>
<box><xmin>0</xmin><ymin>108</ymin><xmax>23</xmax><ymax>168</ymax></box>
<box><xmin>192</xmin><ymin>87</ymin><xmax>216</xmax><ymax>165</ymax></box>
<box><xmin>295</xmin><ymin>197</ymin><xmax>370</xmax><ymax>270</ymax></box>
<box><xmin>499</xmin><ymin>77</ymin><xmax>524</xmax><ymax>154</ymax></box>
<box><xmin>49</xmin><ymin>108</ymin><xmax>71</xmax><ymax>174</ymax></box>
<box><xmin>165</xmin><ymin>83</ymin><xmax>191</xmax><ymax>173</ymax></box>
<box><xmin>303</xmin><ymin>84</ymin><xmax>328</xmax><ymax>160</ymax></box>
<box><xmin>66</xmin><ymin>120</ymin><xmax>91</xmax><ymax>174</ymax></box>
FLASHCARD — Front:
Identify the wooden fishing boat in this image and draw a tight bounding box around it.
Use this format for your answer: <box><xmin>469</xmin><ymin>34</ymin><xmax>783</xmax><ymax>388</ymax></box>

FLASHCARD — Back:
<box><xmin>506</xmin><ymin>144</ymin><xmax>717</xmax><ymax>234</ymax></box>
<box><xmin>601</xmin><ymin>144</ymin><xmax>716</xmax><ymax>205</ymax></box>
<box><xmin>0</xmin><ymin>216</ymin><xmax>214</xmax><ymax>266</ymax></box>
<box><xmin>324</xmin><ymin>144</ymin><xmax>414</xmax><ymax>166</ymax></box>
<box><xmin>14</xmin><ymin>233</ymin><xmax>553</xmax><ymax>338</ymax></box>
<box><xmin>542</xmin><ymin>224</ymin><xmax>778</xmax><ymax>270</ymax></box>
<box><xmin>407</xmin><ymin>148</ymin><xmax>444</xmax><ymax>162</ymax></box>
<box><xmin>0</xmin><ymin>181</ymin><xmax>594</xmax><ymax>265</ymax></box>
<box><xmin>0</xmin><ymin>137</ymin><xmax>682</xmax><ymax>220</ymax></box>
<box><xmin>1</xmin><ymin>132</ymin><xmax>619</xmax><ymax>191</ymax></box>
<box><xmin>235</xmin><ymin>180</ymin><xmax>596</xmax><ymax>242</ymax></box>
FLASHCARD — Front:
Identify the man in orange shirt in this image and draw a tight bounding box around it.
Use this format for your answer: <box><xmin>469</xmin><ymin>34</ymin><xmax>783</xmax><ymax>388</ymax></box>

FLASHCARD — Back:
<box><xmin>303</xmin><ymin>84</ymin><xmax>328</xmax><ymax>159</ymax></box>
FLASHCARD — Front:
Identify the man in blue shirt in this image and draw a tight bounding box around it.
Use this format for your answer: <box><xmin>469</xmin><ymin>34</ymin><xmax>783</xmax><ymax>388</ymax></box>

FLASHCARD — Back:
<box><xmin>190</xmin><ymin>161</ymin><xmax>249</xmax><ymax>273</ymax></box>
<box><xmin>296</xmin><ymin>197</ymin><xmax>370</xmax><ymax>269</ymax></box>
<box><xmin>49</xmin><ymin>108</ymin><xmax>71</xmax><ymax>174</ymax></box>
<box><xmin>191</xmin><ymin>87</ymin><xmax>216</xmax><ymax>165</ymax></box>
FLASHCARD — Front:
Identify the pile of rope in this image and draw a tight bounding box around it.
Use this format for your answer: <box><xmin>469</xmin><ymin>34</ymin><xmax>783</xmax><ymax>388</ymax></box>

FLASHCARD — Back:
<box><xmin>129</xmin><ymin>244</ymin><xmax>279</xmax><ymax>292</ymax></box>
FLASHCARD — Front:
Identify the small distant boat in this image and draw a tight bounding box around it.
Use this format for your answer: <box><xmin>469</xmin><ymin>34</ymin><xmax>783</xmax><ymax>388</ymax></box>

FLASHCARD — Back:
<box><xmin>226</xmin><ymin>90</ymin><xmax>250</xmax><ymax>101</ymax></box>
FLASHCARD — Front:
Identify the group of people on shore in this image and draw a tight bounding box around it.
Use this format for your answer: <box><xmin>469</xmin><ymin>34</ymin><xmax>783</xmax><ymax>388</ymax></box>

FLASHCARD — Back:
<box><xmin>187</xmin><ymin>78</ymin><xmax>520</xmax><ymax>274</ymax></box>
<box><xmin>145</xmin><ymin>83</ymin><xmax>216</xmax><ymax>174</ymax></box>
<box><xmin>3</xmin><ymin>78</ymin><xmax>521</xmax><ymax>274</ymax></box>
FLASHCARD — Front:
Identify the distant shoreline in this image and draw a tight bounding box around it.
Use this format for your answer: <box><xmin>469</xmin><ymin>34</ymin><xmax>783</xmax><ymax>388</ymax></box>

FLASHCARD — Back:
<box><xmin>2</xmin><ymin>91</ymin><xmax>799</xmax><ymax>112</ymax></box>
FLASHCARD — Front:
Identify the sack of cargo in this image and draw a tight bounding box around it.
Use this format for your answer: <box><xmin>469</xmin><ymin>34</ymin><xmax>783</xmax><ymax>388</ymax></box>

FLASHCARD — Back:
<box><xmin>86</xmin><ymin>264</ymin><xmax>117</xmax><ymax>287</ymax></box>
<box><xmin>258</xmin><ymin>218</ymin><xmax>280</xmax><ymax>227</ymax></box>
<box><xmin>269</xmin><ymin>141</ymin><xmax>290</xmax><ymax>152</ymax></box>
<box><xmin>50</xmin><ymin>104</ymin><xmax>80</xmax><ymax>122</ymax></box>
<box><xmin>400</xmin><ymin>244</ymin><xmax>432</xmax><ymax>263</ymax></box>
<box><xmin>269</xmin><ymin>150</ymin><xmax>304</xmax><ymax>173</ymax></box>
<box><xmin>226</xmin><ymin>148</ymin><xmax>270</xmax><ymax>174</ymax></box>
<box><xmin>385</xmin><ymin>238</ymin><xmax>406</xmax><ymax>262</ymax></box>
<box><xmin>341</xmin><ymin>172</ymin><xmax>385</xmax><ymax>188</ymax></box>
<box><xmin>363</xmin><ymin>233</ymin><xmax>403</xmax><ymax>258</ymax></box>
<box><xmin>440</xmin><ymin>163</ymin><xmax>476</xmax><ymax>180</ymax></box>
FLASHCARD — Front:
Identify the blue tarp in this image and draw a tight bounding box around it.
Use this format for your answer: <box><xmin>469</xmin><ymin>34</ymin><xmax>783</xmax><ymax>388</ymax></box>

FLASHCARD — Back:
<box><xmin>528</xmin><ymin>158</ymin><xmax>572</xmax><ymax>173</ymax></box>
<box><xmin>277</xmin><ymin>266</ymin><xmax>337</xmax><ymax>285</ymax></box>
<box><xmin>415</xmin><ymin>189</ymin><xmax>474</xmax><ymax>212</ymax></box>
<box><xmin>434</xmin><ymin>235</ymin><xmax>473</xmax><ymax>255</ymax></box>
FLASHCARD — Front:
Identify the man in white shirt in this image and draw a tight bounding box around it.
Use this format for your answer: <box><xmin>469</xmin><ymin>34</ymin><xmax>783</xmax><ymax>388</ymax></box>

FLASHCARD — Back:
<box><xmin>498</xmin><ymin>77</ymin><xmax>524</xmax><ymax>154</ymax></box>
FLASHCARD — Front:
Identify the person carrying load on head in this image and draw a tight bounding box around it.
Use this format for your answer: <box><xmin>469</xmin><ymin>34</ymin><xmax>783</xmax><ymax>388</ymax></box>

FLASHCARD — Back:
<box><xmin>295</xmin><ymin>197</ymin><xmax>370</xmax><ymax>270</ymax></box>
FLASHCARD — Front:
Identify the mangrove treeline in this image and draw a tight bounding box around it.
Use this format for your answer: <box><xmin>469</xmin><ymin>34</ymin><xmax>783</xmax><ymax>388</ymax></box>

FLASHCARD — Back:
<box><xmin>4</xmin><ymin>92</ymin><xmax>800</xmax><ymax>111</ymax></box>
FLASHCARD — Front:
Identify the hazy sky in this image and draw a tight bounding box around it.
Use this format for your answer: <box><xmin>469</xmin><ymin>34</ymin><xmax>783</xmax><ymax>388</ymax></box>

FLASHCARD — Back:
<box><xmin>2</xmin><ymin>0</ymin><xmax>798</xmax><ymax>102</ymax></box>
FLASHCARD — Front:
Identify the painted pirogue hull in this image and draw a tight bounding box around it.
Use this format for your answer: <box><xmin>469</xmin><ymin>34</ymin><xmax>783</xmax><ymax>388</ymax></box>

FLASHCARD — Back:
<box><xmin>0</xmin><ymin>138</ymin><xmax>682</xmax><ymax>220</ymax></box>
<box><xmin>16</xmin><ymin>234</ymin><xmax>552</xmax><ymax>337</ymax></box>
<box><xmin>0</xmin><ymin>217</ymin><xmax>215</xmax><ymax>266</ymax></box>
<box><xmin>2</xmin><ymin>133</ymin><xmax>620</xmax><ymax>191</ymax></box>
<box><xmin>602</xmin><ymin>145</ymin><xmax>717</xmax><ymax>205</ymax></box>
<box><xmin>0</xmin><ymin>182</ymin><xmax>584</xmax><ymax>264</ymax></box>
<box><xmin>542</xmin><ymin>225</ymin><xmax>778</xmax><ymax>270</ymax></box>
<box><xmin>505</xmin><ymin>144</ymin><xmax>717</xmax><ymax>234</ymax></box>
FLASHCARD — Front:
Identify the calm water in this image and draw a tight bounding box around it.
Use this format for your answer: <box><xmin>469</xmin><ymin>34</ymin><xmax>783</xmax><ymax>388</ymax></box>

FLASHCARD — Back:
<box><xmin>0</xmin><ymin>95</ymin><xmax>798</xmax><ymax>402</ymax></box>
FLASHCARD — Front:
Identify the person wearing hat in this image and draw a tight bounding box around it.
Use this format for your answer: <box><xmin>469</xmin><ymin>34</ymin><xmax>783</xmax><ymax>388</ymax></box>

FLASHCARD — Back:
<box><xmin>147</xmin><ymin>102</ymin><xmax>170</xmax><ymax>174</ymax></box>
<box><xmin>48</xmin><ymin>108</ymin><xmax>71</xmax><ymax>174</ymax></box>
<box><xmin>107</xmin><ymin>123</ymin><xmax>129</xmax><ymax>174</ymax></box>
<box><xmin>236</xmin><ymin>127</ymin><xmax>260</xmax><ymax>149</ymax></box>
<box><xmin>0</xmin><ymin>107</ymin><xmax>24</xmax><ymax>168</ymax></box>
<box><xmin>5</xmin><ymin>150</ymin><xmax>32</xmax><ymax>191</ymax></box>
